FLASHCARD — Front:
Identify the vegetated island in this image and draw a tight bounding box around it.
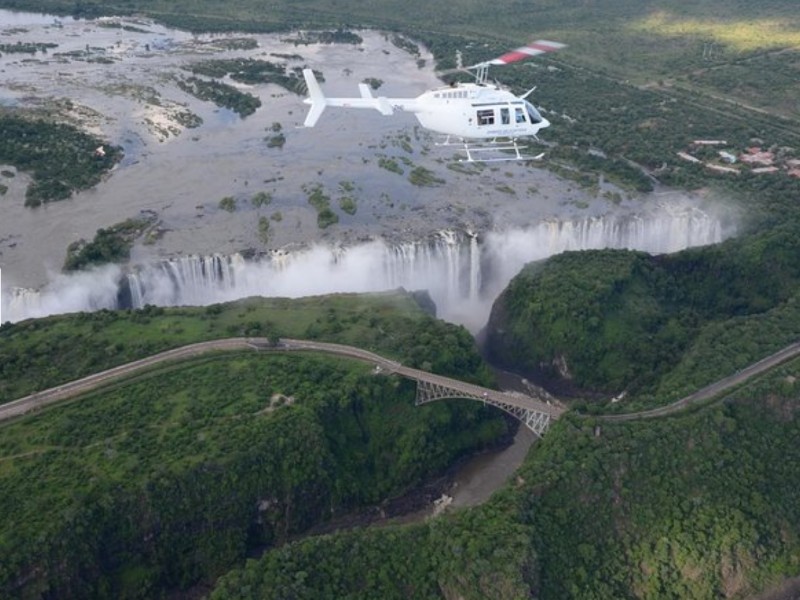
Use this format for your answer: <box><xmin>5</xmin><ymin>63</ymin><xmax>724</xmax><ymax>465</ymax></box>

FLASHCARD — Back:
<box><xmin>0</xmin><ymin>112</ymin><xmax>122</xmax><ymax>206</ymax></box>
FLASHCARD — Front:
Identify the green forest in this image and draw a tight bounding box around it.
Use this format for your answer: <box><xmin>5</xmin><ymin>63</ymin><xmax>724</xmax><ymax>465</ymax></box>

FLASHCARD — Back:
<box><xmin>0</xmin><ymin>353</ymin><xmax>505</xmax><ymax>598</ymax></box>
<box><xmin>210</xmin><ymin>364</ymin><xmax>800</xmax><ymax>599</ymax></box>
<box><xmin>0</xmin><ymin>293</ymin><xmax>506</xmax><ymax>598</ymax></box>
<box><xmin>5</xmin><ymin>288</ymin><xmax>800</xmax><ymax>599</ymax></box>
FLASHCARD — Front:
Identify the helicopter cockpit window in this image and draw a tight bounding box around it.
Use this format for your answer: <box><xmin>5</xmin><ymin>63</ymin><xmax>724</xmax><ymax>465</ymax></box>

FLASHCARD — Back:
<box><xmin>501</xmin><ymin>108</ymin><xmax>510</xmax><ymax>124</ymax></box>
<box><xmin>477</xmin><ymin>109</ymin><xmax>495</xmax><ymax>126</ymax></box>
<box><xmin>524</xmin><ymin>100</ymin><xmax>543</xmax><ymax>124</ymax></box>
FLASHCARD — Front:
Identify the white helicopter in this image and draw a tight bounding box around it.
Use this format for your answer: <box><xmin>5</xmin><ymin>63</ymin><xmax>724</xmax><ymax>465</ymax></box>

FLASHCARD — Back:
<box><xmin>302</xmin><ymin>40</ymin><xmax>565</xmax><ymax>162</ymax></box>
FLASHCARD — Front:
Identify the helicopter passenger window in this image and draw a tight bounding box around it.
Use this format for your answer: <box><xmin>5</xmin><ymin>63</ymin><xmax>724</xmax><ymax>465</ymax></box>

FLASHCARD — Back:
<box><xmin>477</xmin><ymin>109</ymin><xmax>494</xmax><ymax>126</ymax></box>
<box><xmin>515</xmin><ymin>107</ymin><xmax>526</xmax><ymax>123</ymax></box>
<box><xmin>501</xmin><ymin>108</ymin><xmax>510</xmax><ymax>125</ymax></box>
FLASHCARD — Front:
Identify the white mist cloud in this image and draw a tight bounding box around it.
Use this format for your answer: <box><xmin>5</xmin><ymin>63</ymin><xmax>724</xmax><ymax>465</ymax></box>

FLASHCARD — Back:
<box><xmin>3</xmin><ymin>264</ymin><xmax>122</xmax><ymax>323</ymax></box>
<box><xmin>3</xmin><ymin>209</ymin><xmax>726</xmax><ymax>332</ymax></box>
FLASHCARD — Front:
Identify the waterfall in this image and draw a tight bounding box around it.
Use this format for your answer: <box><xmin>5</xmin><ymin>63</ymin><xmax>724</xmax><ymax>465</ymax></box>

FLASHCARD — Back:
<box><xmin>1</xmin><ymin>208</ymin><xmax>725</xmax><ymax>331</ymax></box>
<box><xmin>3</xmin><ymin>265</ymin><xmax>123</xmax><ymax>322</ymax></box>
<box><xmin>482</xmin><ymin>207</ymin><xmax>723</xmax><ymax>302</ymax></box>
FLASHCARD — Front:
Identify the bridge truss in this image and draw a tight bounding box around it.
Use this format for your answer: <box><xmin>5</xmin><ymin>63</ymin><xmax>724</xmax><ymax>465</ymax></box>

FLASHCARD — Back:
<box><xmin>414</xmin><ymin>380</ymin><xmax>554</xmax><ymax>437</ymax></box>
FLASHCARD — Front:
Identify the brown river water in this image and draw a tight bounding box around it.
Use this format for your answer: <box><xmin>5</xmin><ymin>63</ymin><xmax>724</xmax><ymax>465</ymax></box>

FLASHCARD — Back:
<box><xmin>0</xmin><ymin>9</ymin><xmax>719</xmax><ymax>297</ymax></box>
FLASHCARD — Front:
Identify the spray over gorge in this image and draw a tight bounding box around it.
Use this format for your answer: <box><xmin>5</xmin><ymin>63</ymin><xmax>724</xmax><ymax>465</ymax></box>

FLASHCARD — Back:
<box><xmin>5</xmin><ymin>208</ymin><xmax>725</xmax><ymax>331</ymax></box>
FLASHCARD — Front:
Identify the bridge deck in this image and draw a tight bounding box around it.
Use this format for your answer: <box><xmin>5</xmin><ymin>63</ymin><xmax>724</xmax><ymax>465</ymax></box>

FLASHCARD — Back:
<box><xmin>1</xmin><ymin>337</ymin><xmax>564</xmax><ymax>434</ymax></box>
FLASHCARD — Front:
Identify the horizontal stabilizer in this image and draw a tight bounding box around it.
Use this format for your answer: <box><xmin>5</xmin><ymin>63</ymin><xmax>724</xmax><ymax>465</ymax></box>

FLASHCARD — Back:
<box><xmin>360</xmin><ymin>84</ymin><xmax>394</xmax><ymax>114</ymax></box>
<box><xmin>376</xmin><ymin>98</ymin><xmax>394</xmax><ymax>116</ymax></box>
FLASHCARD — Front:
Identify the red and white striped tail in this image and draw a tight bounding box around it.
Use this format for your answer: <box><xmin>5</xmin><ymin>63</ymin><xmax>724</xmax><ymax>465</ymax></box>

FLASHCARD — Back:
<box><xmin>489</xmin><ymin>40</ymin><xmax>566</xmax><ymax>65</ymax></box>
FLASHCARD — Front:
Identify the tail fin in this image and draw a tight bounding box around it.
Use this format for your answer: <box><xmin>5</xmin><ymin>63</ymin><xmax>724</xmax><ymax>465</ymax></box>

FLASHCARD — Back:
<box><xmin>358</xmin><ymin>83</ymin><xmax>373</xmax><ymax>99</ymax></box>
<box><xmin>303</xmin><ymin>69</ymin><xmax>326</xmax><ymax>127</ymax></box>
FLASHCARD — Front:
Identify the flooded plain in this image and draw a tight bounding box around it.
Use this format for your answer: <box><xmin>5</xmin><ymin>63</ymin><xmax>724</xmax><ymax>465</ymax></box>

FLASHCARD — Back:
<box><xmin>0</xmin><ymin>9</ymin><xmax>703</xmax><ymax>292</ymax></box>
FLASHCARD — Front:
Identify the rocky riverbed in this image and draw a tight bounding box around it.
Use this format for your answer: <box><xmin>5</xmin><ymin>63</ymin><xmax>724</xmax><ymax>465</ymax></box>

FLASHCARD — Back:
<box><xmin>0</xmin><ymin>9</ymin><xmax>716</xmax><ymax>295</ymax></box>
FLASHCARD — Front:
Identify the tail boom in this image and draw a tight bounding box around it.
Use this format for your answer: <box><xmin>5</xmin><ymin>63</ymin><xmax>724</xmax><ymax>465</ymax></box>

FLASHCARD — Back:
<box><xmin>302</xmin><ymin>68</ymin><xmax>415</xmax><ymax>126</ymax></box>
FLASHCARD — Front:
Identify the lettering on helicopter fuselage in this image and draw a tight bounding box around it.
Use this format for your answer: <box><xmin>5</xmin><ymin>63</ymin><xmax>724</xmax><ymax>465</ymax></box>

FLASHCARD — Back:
<box><xmin>486</xmin><ymin>127</ymin><xmax>528</xmax><ymax>136</ymax></box>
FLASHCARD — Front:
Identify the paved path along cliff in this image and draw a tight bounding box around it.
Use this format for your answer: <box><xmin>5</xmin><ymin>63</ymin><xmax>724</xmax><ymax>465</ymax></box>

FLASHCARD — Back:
<box><xmin>3</xmin><ymin>337</ymin><xmax>799</xmax><ymax>426</ymax></box>
<box><xmin>599</xmin><ymin>340</ymin><xmax>800</xmax><ymax>422</ymax></box>
<box><xmin>0</xmin><ymin>337</ymin><xmax>563</xmax><ymax>425</ymax></box>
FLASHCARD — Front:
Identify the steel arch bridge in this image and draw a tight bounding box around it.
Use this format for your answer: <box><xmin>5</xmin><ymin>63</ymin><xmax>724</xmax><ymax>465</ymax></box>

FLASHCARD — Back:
<box><xmin>413</xmin><ymin>378</ymin><xmax>561</xmax><ymax>437</ymax></box>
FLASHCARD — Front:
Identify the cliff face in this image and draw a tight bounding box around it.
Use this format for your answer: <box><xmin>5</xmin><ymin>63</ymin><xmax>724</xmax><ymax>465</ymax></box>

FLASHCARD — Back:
<box><xmin>484</xmin><ymin>206</ymin><xmax>800</xmax><ymax>417</ymax></box>
<box><xmin>0</xmin><ymin>294</ymin><xmax>506</xmax><ymax>599</ymax></box>
<box><xmin>484</xmin><ymin>249</ymin><xmax>663</xmax><ymax>397</ymax></box>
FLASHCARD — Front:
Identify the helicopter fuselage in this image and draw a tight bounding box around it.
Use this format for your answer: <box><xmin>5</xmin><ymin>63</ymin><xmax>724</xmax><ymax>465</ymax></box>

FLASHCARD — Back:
<box><xmin>302</xmin><ymin>69</ymin><xmax>550</xmax><ymax>141</ymax></box>
<box><xmin>407</xmin><ymin>82</ymin><xmax>550</xmax><ymax>139</ymax></box>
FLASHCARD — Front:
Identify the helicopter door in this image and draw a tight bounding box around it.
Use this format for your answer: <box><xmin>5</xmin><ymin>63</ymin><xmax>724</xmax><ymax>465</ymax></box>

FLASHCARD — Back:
<box><xmin>515</xmin><ymin>107</ymin><xmax>526</xmax><ymax>123</ymax></box>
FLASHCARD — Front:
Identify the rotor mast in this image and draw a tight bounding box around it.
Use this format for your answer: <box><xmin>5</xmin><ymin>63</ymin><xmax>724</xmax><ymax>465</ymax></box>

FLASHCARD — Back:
<box><xmin>473</xmin><ymin>63</ymin><xmax>490</xmax><ymax>85</ymax></box>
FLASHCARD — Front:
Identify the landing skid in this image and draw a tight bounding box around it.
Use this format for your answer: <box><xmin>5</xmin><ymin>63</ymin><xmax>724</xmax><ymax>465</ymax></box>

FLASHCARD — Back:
<box><xmin>436</xmin><ymin>136</ymin><xmax>544</xmax><ymax>163</ymax></box>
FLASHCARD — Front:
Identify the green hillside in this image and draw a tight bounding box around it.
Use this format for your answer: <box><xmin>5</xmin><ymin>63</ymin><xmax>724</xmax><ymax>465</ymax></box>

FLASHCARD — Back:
<box><xmin>210</xmin><ymin>363</ymin><xmax>800</xmax><ymax>599</ymax></box>
<box><xmin>485</xmin><ymin>244</ymin><xmax>800</xmax><ymax>411</ymax></box>
<box><xmin>0</xmin><ymin>293</ymin><xmax>507</xmax><ymax>598</ymax></box>
<box><xmin>484</xmin><ymin>166</ymin><xmax>800</xmax><ymax>411</ymax></box>
<box><xmin>0</xmin><ymin>292</ymin><xmax>491</xmax><ymax>404</ymax></box>
<box><xmin>523</xmin><ymin>368</ymin><xmax>800</xmax><ymax>599</ymax></box>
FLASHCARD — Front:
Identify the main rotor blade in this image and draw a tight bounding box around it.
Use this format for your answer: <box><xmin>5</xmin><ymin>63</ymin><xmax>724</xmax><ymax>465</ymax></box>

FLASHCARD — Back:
<box><xmin>470</xmin><ymin>40</ymin><xmax>566</xmax><ymax>68</ymax></box>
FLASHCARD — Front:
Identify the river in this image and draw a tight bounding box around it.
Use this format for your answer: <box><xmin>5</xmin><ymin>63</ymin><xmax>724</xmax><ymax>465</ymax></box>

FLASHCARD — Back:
<box><xmin>0</xmin><ymin>9</ymin><xmax>723</xmax><ymax>307</ymax></box>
